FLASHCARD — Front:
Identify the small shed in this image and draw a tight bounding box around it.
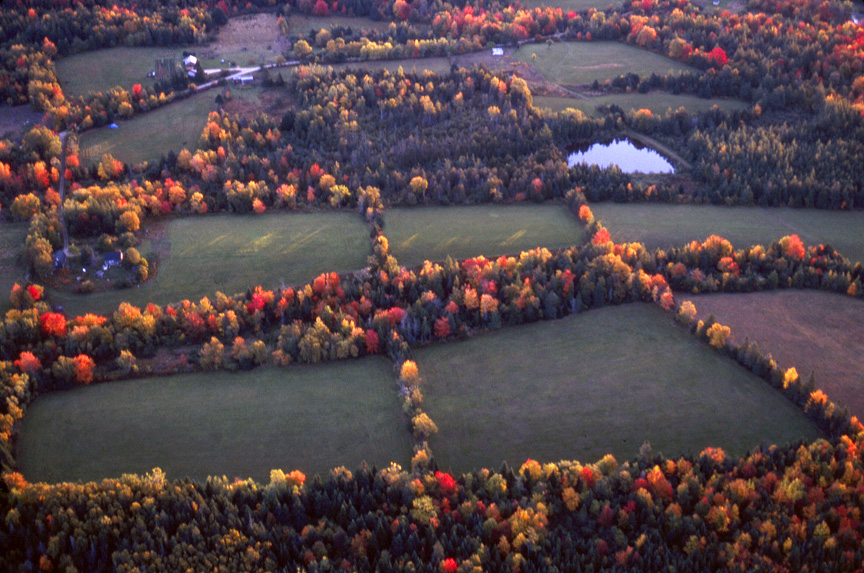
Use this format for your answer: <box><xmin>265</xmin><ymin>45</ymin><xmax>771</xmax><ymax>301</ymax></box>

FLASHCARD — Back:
<box><xmin>52</xmin><ymin>250</ymin><xmax>66</xmax><ymax>270</ymax></box>
<box><xmin>102</xmin><ymin>251</ymin><xmax>123</xmax><ymax>270</ymax></box>
<box><xmin>492</xmin><ymin>47</ymin><xmax>504</xmax><ymax>56</ymax></box>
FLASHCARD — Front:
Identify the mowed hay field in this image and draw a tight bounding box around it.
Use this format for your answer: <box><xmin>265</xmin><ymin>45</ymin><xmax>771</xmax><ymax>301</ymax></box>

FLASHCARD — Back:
<box><xmin>55</xmin><ymin>47</ymin><xmax>173</xmax><ymax>97</ymax></box>
<box><xmin>534</xmin><ymin>93</ymin><xmax>749</xmax><ymax>117</ymax></box>
<box><xmin>0</xmin><ymin>222</ymin><xmax>28</xmax><ymax>315</ymax></box>
<box><xmin>415</xmin><ymin>304</ymin><xmax>821</xmax><ymax>473</ymax></box>
<box><xmin>386</xmin><ymin>204</ymin><xmax>586</xmax><ymax>267</ymax></box>
<box><xmin>78</xmin><ymin>93</ymin><xmax>216</xmax><ymax>166</ymax></box>
<box><xmin>513</xmin><ymin>41</ymin><xmax>696</xmax><ymax>86</ymax></box>
<box><xmin>592</xmin><ymin>204</ymin><xmax>864</xmax><ymax>264</ymax></box>
<box><xmin>49</xmin><ymin>212</ymin><xmax>369</xmax><ymax>317</ymax></box>
<box><xmin>288</xmin><ymin>14</ymin><xmax>396</xmax><ymax>36</ymax></box>
<box><xmin>18</xmin><ymin>358</ymin><xmax>411</xmax><ymax>483</ymax></box>
<box><xmin>199</xmin><ymin>13</ymin><xmax>286</xmax><ymax>69</ymax></box>
<box><xmin>692</xmin><ymin>290</ymin><xmax>864</xmax><ymax>419</ymax></box>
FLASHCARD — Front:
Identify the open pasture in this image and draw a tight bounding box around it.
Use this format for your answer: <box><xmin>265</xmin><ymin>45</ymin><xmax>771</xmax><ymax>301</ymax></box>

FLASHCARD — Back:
<box><xmin>386</xmin><ymin>204</ymin><xmax>585</xmax><ymax>267</ymax></box>
<box><xmin>534</xmin><ymin>93</ymin><xmax>748</xmax><ymax>117</ymax></box>
<box><xmin>328</xmin><ymin>57</ymin><xmax>455</xmax><ymax>76</ymax></box>
<box><xmin>198</xmin><ymin>13</ymin><xmax>286</xmax><ymax>69</ymax></box>
<box><xmin>0</xmin><ymin>222</ymin><xmax>28</xmax><ymax>315</ymax></box>
<box><xmin>288</xmin><ymin>14</ymin><xmax>398</xmax><ymax>37</ymax></box>
<box><xmin>415</xmin><ymin>304</ymin><xmax>821</xmax><ymax>473</ymax></box>
<box><xmin>17</xmin><ymin>358</ymin><xmax>411</xmax><ymax>483</ymax></box>
<box><xmin>55</xmin><ymin>47</ymin><xmax>173</xmax><ymax>98</ymax></box>
<box><xmin>513</xmin><ymin>41</ymin><xmax>696</xmax><ymax>86</ymax></box>
<box><xmin>692</xmin><ymin>291</ymin><xmax>864</xmax><ymax>420</ymax></box>
<box><xmin>591</xmin><ymin>203</ymin><xmax>864</xmax><ymax>264</ymax></box>
<box><xmin>77</xmin><ymin>92</ymin><xmax>216</xmax><ymax>166</ymax></box>
<box><xmin>49</xmin><ymin>211</ymin><xmax>369</xmax><ymax>317</ymax></box>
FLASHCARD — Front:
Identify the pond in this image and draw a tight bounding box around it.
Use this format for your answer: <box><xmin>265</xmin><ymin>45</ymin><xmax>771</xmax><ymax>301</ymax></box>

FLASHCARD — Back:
<box><xmin>568</xmin><ymin>139</ymin><xmax>675</xmax><ymax>174</ymax></box>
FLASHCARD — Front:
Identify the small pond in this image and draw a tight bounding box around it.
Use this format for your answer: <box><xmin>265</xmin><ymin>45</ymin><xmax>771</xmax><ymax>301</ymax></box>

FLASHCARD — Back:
<box><xmin>568</xmin><ymin>139</ymin><xmax>675</xmax><ymax>174</ymax></box>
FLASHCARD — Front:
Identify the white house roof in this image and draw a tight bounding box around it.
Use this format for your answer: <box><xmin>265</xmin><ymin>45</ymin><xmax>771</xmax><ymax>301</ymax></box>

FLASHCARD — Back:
<box><xmin>183</xmin><ymin>55</ymin><xmax>198</xmax><ymax>67</ymax></box>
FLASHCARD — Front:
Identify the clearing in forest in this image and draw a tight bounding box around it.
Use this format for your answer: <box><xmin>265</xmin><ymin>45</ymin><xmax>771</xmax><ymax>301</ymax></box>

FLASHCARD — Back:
<box><xmin>49</xmin><ymin>212</ymin><xmax>369</xmax><ymax>317</ymax></box>
<box><xmin>55</xmin><ymin>46</ymin><xmax>177</xmax><ymax>98</ymax></box>
<box><xmin>0</xmin><ymin>222</ymin><xmax>28</xmax><ymax>315</ymax></box>
<box><xmin>287</xmin><ymin>14</ymin><xmax>399</xmax><ymax>37</ymax></box>
<box><xmin>534</xmin><ymin>93</ymin><xmax>749</xmax><ymax>117</ymax></box>
<box><xmin>692</xmin><ymin>290</ymin><xmax>864</xmax><ymax>420</ymax></box>
<box><xmin>415</xmin><ymin>303</ymin><xmax>821</xmax><ymax>473</ymax></box>
<box><xmin>591</xmin><ymin>203</ymin><xmax>864</xmax><ymax>264</ymax></box>
<box><xmin>514</xmin><ymin>41</ymin><xmax>696</xmax><ymax>87</ymax></box>
<box><xmin>77</xmin><ymin>93</ymin><xmax>217</xmax><ymax>166</ymax></box>
<box><xmin>198</xmin><ymin>12</ymin><xmax>287</xmax><ymax>69</ymax></box>
<box><xmin>386</xmin><ymin>204</ymin><xmax>586</xmax><ymax>268</ymax></box>
<box><xmin>17</xmin><ymin>358</ymin><xmax>411</xmax><ymax>483</ymax></box>
<box><xmin>518</xmin><ymin>0</ymin><xmax>624</xmax><ymax>10</ymax></box>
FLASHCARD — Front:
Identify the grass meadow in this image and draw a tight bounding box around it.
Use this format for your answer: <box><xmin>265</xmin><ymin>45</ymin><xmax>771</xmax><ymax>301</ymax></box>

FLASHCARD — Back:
<box><xmin>328</xmin><ymin>57</ymin><xmax>454</xmax><ymax>76</ymax></box>
<box><xmin>0</xmin><ymin>222</ymin><xmax>28</xmax><ymax>315</ymax></box>
<box><xmin>415</xmin><ymin>304</ymin><xmax>821</xmax><ymax>473</ymax></box>
<box><xmin>77</xmin><ymin>93</ymin><xmax>216</xmax><ymax>166</ymax></box>
<box><xmin>55</xmin><ymin>47</ymin><xmax>174</xmax><ymax>97</ymax></box>
<box><xmin>692</xmin><ymin>291</ymin><xmax>864</xmax><ymax>420</ymax></box>
<box><xmin>518</xmin><ymin>0</ymin><xmax>624</xmax><ymax>10</ymax></box>
<box><xmin>591</xmin><ymin>204</ymin><xmax>864</xmax><ymax>264</ymax></box>
<box><xmin>513</xmin><ymin>42</ymin><xmax>696</xmax><ymax>86</ymax></box>
<box><xmin>17</xmin><ymin>358</ymin><xmax>411</xmax><ymax>483</ymax></box>
<box><xmin>386</xmin><ymin>204</ymin><xmax>586</xmax><ymax>267</ymax></box>
<box><xmin>534</xmin><ymin>93</ymin><xmax>749</xmax><ymax>117</ymax></box>
<box><xmin>198</xmin><ymin>13</ymin><xmax>285</xmax><ymax>69</ymax></box>
<box><xmin>49</xmin><ymin>212</ymin><xmax>369</xmax><ymax>317</ymax></box>
<box><xmin>288</xmin><ymin>14</ymin><xmax>397</xmax><ymax>37</ymax></box>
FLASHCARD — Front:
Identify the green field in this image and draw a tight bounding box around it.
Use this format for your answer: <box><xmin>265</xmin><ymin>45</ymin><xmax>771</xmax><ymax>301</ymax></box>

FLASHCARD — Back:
<box><xmin>386</xmin><ymin>204</ymin><xmax>586</xmax><ymax>267</ymax></box>
<box><xmin>534</xmin><ymin>93</ymin><xmax>748</xmax><ymax>117</ymax></box>
<box><xmin>56</xmin><ymin>47</ymin><xmax>177</xmax><ymax>97</ymax></box>
<box><xmin>77</xmin><ymin>93</ymin><xmax>216</xmax><ymax>166</ymax></box>
<box><xmin>17</xmin><ymin>358</ymin><xmax>411</xmax><ymax>483</ymax></box>
<box><xmin>0</xmin><ymin>222</ymin><xmax>28</xmax><ymax>315</ymax></box>
<box><xmin>328</xmin><ymin>57</ymin><xmax>454</xmax><ymax>76</ymax></box>
<box><xmin>198</xmin><ymin>13</ymin><xmax>286</xmax><ymax>69</ymax></box>
<box><xmin>514</xmin><ymin>42</ymin><xmax>697</xmax><ymax>86</ymax></box>
<box><xmin>49</xmin><ymin>211</ymin><xmax>369</xmax><ymax>317</ymax></box>
<box><xmin>416</xmin><ymin>304</ymin><xmax>821</xmax><ymax>473</ymax></box>
<box><xmin>591</xmin><ymin>204</ymin><xmax>864</xmax><ymax>264</ymax></box>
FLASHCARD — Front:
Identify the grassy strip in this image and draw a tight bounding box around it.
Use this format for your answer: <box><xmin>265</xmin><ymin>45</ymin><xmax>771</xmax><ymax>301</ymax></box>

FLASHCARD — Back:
<box><xmin>513</xmin><ymin>41</ymin><xmax>697</xmax><ymax>86</ymax></box>
<box><xmin>17</xmin><ymin>358</ymin><xmax>411</xmax><ymax>483</ymax></box>
<box><xmin>386</xmin><ymin>204</ymin><xmax>586</xmax><ymax>268</ymax></box>
<box><xmin>55</xmin><ymin>47</ymin><xmax>177</xmax><ymax>98</ymax></box>
<box><xmin>48</xmin><ymin>211</ymin><xmax>369</xmax><ymax>317</ymax></box>
<box><xmin>0</xmin><ymin>222</ymin><xmax>28</xmax><ymax>315</ymax></box>
<box><xmin>591</xmin><ymin>203</ymin><xmax>864</xmax><ymax>264</ymax></box>
<box><xmin>416</xmin><ymin>303</ymin><xmax>821</xmax><ymax>473</ymax></box>
<box><xmin>534</xmin><ymin>93</ymin><xmax>749</xmax><ymax>117</ymax></box>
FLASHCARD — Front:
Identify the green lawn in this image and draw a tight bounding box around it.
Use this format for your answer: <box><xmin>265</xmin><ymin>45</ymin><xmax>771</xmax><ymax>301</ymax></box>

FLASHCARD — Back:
<box><xmin>514</xmin><ymin>42</ymin><xmax>697</xmax><ymax>86</ymax></box>
<box><xmin>591</xmin><ymin>204</ymin><xmax>864</xmax><ymax>264</ymax></box>
<box><xmin>48</xmin><ymin>211</ymin><xmax>369</xmax><ymax>317</ymax></box>
<box><xmin>416</xmin><ymin>304</ymin><xmax>821</xmax><ymax>473</ymax></box>
<box><xmin>17</xmin><ymin>358</ymin><xmax>411</xmax><ymax>483</ymax></box>
<box><xmin>328</xmin><ymin>57</ymin><xmax>454</xmax><ymax>76</ymax></box>
<box><xmin>534</xmin><ymin>93</ymin><xmax>748</xmax><ymax>117</ymax></box>
<box><xmin>386</xmin><ymin>204</ymin><xmax>586</xmax><ymax>267</ymax></box>
<box><xmin>0</xmin><ymin>222</ymin><xmax>28</xmax><ymax>315</ymax></box>
<box><xmin>56</xmin><ymin>47</ymin><xmax>177</xmax><ymax>98</ymax></box>
<box><xmin>77</xmin><ymin>93</ymin><xmax>216</xmax><ymax>166</ymax></box>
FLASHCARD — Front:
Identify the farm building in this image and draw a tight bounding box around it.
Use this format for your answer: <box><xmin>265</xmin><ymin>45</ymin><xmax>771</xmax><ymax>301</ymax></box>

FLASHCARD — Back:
<box><xmin>183</xmin><ymin>54</ymin><xmax>198</xmax><ymax>78</ymax></box>
<box><xmin>233</xmin><ymin>76</ymin><xmax>254</xmax><ymax>85</ymax></box>
<box><xmin>492</xmin><ymin>47</ymin><xmax>504</xmax><ymax>56</ymax></box>
<box><xmin>102</xmin><ymin>251</ymin><xmax>123</xmax><ymax>270</ymax></box>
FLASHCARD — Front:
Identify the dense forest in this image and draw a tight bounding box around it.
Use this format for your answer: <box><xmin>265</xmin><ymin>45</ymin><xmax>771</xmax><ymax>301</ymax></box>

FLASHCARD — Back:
<box><xmin>1</xmin><ymin>0</ymin><xmax>863</xmax><ymax>568</ymax></box>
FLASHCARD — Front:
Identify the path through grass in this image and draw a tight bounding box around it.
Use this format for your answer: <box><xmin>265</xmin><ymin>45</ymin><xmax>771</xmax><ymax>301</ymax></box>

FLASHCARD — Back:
<box><xmin>514</xmin><ymin>42</ymin><xmax>696</xmax><ymax>86</ymax></box>
<box><xmin>386</xmin><ymin>204</ymin><xmax>585</xmax><ymax>267</ymax></box>
<box><xmin>415</xmin><ymin>304</ymin><xmax>821</xmax><ymax>473</ymax></box>
<box><xmin>18</xmin><ymin>358</ymin><xmax>410</xmax><ymax>483</ymax></box>
<box><xmin>49</xmin><ymin>211</ymin><xmax>369</xmax><ymax>317</ymax></box>
<box><xmin>591</xmin><ymin>204</ymin><xmax>864</xmax><ymax>264</ymax></box>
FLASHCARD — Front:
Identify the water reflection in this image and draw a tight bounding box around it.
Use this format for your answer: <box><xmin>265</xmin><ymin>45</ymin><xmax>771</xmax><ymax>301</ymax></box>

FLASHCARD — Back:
<box><xmin>568</xmin><ymin>139</ymin><xmax>675</xmax><ymax>174</ymax></box>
